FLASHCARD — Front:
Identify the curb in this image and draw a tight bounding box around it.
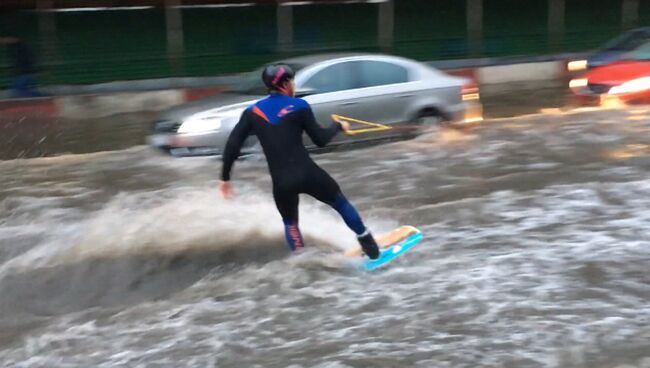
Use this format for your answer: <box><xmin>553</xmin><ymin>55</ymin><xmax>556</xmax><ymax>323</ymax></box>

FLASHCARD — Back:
<box><xmin>0</xmin><ymin>86</ymin><xmax>227</xmax><ymax>119</ymax></box>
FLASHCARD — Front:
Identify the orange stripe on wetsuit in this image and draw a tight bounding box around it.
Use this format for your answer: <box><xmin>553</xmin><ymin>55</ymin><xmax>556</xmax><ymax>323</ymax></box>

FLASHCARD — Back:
<box><xmin>252</xmin><ymin>106</ymin><xmax>270</xmax><ymax>123</ymax></box>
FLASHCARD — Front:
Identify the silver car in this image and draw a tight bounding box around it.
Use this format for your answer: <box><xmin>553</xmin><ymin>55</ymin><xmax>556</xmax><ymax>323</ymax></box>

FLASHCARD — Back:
<box><xmin>148</xmin><ymin>53</ymin><xmax>483</xmax><ymax>156</ymax></box>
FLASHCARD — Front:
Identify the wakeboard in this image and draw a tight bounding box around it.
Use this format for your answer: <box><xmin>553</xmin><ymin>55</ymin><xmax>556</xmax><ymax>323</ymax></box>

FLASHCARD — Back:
<box><xmin>344</xmin><ymin>225</ymin><xmax>423</xmax><ymax>270</ymax></box>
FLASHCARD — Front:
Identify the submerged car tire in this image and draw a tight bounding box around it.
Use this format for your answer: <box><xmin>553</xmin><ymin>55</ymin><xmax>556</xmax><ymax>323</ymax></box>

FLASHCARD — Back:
<box><xmin>416</xmin><ymin>114</ymin><xmax>443</xmax><ymax>126</ymax></box>
<box><xmin>414</xmin><ymin>109</ymin><xmax>445</xmax><ymax>134</ymax></box>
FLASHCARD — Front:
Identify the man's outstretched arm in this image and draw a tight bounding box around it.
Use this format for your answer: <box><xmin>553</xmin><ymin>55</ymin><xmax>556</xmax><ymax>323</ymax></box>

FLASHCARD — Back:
<box><xmin>221</xmin><ymin>112</ymin><xmax>252</xmax><ymax>182</ymax></box>
<box><xmin>301</xmin><ymin>107</ymin><xmax>344</xmax><ymax>147</ymax></box>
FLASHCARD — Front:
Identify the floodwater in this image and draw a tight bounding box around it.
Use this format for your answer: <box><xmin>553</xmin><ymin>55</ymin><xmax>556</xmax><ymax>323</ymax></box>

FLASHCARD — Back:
<box><xmin>1</xmin><ymin>86</ymin><xmax>649</xmax><ymax>367</ymax></box>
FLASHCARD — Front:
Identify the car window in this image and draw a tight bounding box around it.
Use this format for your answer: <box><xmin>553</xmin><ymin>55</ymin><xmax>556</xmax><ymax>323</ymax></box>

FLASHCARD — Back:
<box><xmin>302</xmin><ymin>62</ymin><xmax>359</xmax><ymax>94</ymax></box>
<box><xmin>358</xmin><ymin>60</ymin><xmax>410</xmax><ymax>88</ymax></box>
<box><xmin>627</xmin><ymin>41</ymin><xmax>650</xmax><ymax>60</ymax></box>
<box><xmin>232</xmin><ymin>63</ymin><xmax>306</xmax><ymax>95</ymax></box>
<box><xmin>604</xmin><ymin>30</ymin><xmax>649</xmax><ymax>51</ymax></box>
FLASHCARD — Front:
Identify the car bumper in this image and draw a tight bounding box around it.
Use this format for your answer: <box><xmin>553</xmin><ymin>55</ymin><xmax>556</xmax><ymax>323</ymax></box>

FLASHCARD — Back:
<box><xmin>147</xmin><ymin>131</ymin><xmax>227</xmax><ymax>156</ymax></box>
<box><xmin>447</xmin><ymin>101</ymin><xmax>483</xmax><ymax>124</ymax></box>
<box><xmin>571</xmin><ymin>88</ymin><xmax>650</xmax><ymax>107</ymax></box>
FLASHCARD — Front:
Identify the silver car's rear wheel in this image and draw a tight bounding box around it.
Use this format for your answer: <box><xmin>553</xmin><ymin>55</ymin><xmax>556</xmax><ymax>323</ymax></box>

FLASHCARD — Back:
<box><xmin>416</xmin><ymin>115</ymin><xmax>443</xmax><ymax>126</ymax></box>
<box><xmin>415</xmin><ymin>110</ymin><xmax>445</xmax><ymax>135</ymax></box>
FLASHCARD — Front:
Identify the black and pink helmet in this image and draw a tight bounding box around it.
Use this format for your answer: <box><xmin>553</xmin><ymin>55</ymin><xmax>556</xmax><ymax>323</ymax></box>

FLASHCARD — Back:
<box><xmin>262</xmin><ymin>64</ymin><xmax>295</xmax><ymax>91</ymax></box>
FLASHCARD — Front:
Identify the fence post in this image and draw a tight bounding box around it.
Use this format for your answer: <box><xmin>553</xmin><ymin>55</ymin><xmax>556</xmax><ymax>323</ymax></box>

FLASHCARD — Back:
<box><xmin>277</xmin><ymin>0</ymin><xmax>294</xmax><ymax>53</ymax></box>
<box><xmin>467</xmin><ymin>0</ymin><xmax>483</xmax><ymax>57</ymax></box>
<box><xmin>37</xmin><ymin>0</ymin><xmax>59</xmax><ymax>82</ymax></box>
<box><xmin>622</xmin><ymin>0</ymin><xmax>639</xmax><ymax>30</ymax></box>
<box><xmin>165</xmin><ymin>0</ymin><xmax>185</xmax><ymax>75</ymax></box>
<box><xmin>548</xmin><ymin>0</ymin><xmax>565</xmax><ymax>52</ymax></box>
<box><xmin>378</xmin><ymin>0</ymin><xmax>394</xmax><ymax>52</ymax></box>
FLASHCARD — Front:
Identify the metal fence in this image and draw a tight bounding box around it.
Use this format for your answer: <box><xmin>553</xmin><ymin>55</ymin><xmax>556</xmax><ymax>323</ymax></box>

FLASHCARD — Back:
<box><xmin>0</xmin><ymin>0</ymin><xmax>646</xmax><ymax>89</ymax></box>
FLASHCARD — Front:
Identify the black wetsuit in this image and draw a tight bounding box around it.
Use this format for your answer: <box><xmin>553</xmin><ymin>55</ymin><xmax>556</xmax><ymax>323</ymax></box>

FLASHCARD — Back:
<box><xmin>221</xmin><ymin>93</ymin><xmax>368</xmax><ymax>252</ymax></box>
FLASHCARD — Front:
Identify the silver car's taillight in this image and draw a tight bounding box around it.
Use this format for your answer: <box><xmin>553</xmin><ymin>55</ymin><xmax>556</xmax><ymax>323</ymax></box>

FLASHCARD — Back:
<box><xmin>461</xmin><ymin>82</ymin><xmax>480</xmax><ymax>101</ymax></box>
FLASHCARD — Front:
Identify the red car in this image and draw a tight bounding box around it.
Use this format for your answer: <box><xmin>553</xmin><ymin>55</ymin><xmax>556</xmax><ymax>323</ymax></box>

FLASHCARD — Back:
<box><xmin>570</xmin><ymin>42</ymin><xmax>650</xmax><ymax>106</ymax></box>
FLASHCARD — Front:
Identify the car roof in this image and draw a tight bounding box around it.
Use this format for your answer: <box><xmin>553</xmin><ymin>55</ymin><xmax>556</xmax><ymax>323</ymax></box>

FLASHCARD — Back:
<box><xmin>631</xmin><ymin>26</ymin><xmax>650</xmax><ymax>32</ymax></box>
<box><xmin>279</xmin><ymin>52</ymin><xmax>374</xmax><ymax>66</ymax></box>
<box><xmin>274</xmin><ymin>52</ymin><xmax>418</xmax><ymax>70</ymax></box>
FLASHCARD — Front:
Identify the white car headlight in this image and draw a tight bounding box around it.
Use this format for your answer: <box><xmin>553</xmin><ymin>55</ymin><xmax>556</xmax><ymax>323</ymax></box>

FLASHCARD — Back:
<box><xmin>177</xmin><ymin>115</ymin><xmax>221</xmax><ymax>134</ymax></box>
<box><xmin>177</xmin><ymin>108</ymin><xmax>244</xmax><ymax>134</ymax></box>
<box><xmin>569</xmin><ymin>78</ymin><xmax>588</xmax><ymax>89</ymax></box>
<box><xmin>609</xmin><ymin>77</ymin><xmax>650</xmax><ymax>95</ymax></box>
<box><xmin>567</xmin><ymin>60</ymin><xmax>587</xmax><ymax>72</ymax></box>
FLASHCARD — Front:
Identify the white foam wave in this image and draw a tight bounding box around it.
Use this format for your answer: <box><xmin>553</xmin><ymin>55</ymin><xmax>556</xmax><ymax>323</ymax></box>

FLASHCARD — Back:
<box><xmin>0</xmin><ymin>182</ymin><xmax>389</xmax><ymax>275</ymax></box>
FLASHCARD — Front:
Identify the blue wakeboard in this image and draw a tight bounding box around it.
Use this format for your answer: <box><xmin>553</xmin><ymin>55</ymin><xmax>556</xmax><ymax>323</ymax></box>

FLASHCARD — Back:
<box><xmin>362</xmin><ymin>229</ymin><xmax>423</xmax><ymax>271</ymax></box>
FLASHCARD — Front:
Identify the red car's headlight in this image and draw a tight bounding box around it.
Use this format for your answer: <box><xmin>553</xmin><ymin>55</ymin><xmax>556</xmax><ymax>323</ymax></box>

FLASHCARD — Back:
<box><xmin>609</xmin><ymin>77</ymin><xmax>650</xmax><ymax>95</ymax></box>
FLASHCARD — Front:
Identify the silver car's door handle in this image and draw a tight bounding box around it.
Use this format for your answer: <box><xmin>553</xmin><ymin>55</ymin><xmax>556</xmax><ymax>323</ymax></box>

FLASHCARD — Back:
<box><xmin>340</xmin><ymin>102</ymin><xmax>358</xmax><ymax>106</ymax></box>
<box><xmin>398</xmin><ymin>94</ymin><xmax>414</xmax><ymax>98</ymax></box>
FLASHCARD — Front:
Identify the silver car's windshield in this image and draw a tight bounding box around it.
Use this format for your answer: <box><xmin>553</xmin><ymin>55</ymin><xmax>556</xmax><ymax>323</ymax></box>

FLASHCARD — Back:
<box><xmin>232</xmin><ymin>63</ymin><xmax>306</xmax><ymax>95</ymax></box>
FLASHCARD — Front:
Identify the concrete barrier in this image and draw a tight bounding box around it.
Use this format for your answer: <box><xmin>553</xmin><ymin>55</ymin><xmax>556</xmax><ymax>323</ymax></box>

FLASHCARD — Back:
<box><xmin>476</xmin><ymin>61</ymin><xmax>564</xmax><ymax>85</ymax></box>
<box><xmin>55</xmin><ymin>90</ymin><xmax>185</xmax><ymax>119</ymax></box>
<box><xmin>0</xmin><ymin>86</ymin><xmax>230</xmax><ymax>119</ymax></box>
<box><xmin>0</xmin><ymin>58</ymin><xmax>571</xmax><ymax>119</ymax></box>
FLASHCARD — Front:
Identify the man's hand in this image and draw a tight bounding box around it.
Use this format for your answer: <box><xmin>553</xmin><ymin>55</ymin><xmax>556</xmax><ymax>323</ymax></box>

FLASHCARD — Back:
<box><xmin>219</xmin><ymin>180</ymin><xmax>234</xmax><ymax>199</ymax></box>
<box><xmin>333</xmin><ymin>115</ymin><xmax>351</xmax><ymax>134</ymax></box>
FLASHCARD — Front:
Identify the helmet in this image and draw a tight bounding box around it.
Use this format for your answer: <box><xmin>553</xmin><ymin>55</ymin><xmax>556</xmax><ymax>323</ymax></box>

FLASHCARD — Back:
<box><xmin>262</xmin><ymin>64</ymin><xmax>295</xmax><ymax>91</ymax></box>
